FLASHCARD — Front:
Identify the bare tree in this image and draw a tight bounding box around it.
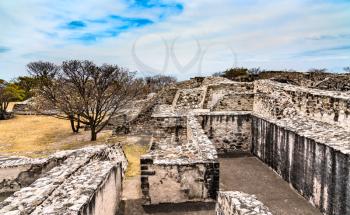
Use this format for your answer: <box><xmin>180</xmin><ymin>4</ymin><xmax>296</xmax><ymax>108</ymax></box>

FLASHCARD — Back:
<box><xmin>143</xmin><ymin>75</ymin><xmax>176</xmax><ymax>94</ymax></box>
<box><xmin>307</xmin><ymin>68</ymin><xmax>327</xmax><ymax>73</ymax></box>
<box><xmin>28</xmin><ymin>60</ymin><xmax>139</xmax><ymax>140</ymax></box>
<box><xmin>26</xmin><ymin>61</ymin><xmax>82</xmax><ymax>131</ymax></box>
<box><xmin>248</xmin><ymin>67</ymin><xmax>262</xmax><ymax>75</ymax></box>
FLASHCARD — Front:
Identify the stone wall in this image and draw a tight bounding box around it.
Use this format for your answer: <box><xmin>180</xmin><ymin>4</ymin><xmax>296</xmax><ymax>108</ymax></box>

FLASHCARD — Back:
<box><xmin>251</xmin><ymin>115</ymin><xmax>350</xmax><ymax>215</ymax></box>
<box><xmin>112</xmin><ymin>76</ymin><xmax>350</xmax><ymax>214</ymax></box>
<box><xmin>114</xmin><ymin>87</ymin><xmax>184</xmax><ymax>136</ymax></box>
<box><xmin>0</xmin><ymin>149</ymin><xmax>82</xmax><ymax>196</ymax></box>
<box><xmin>251</xmin><ymin>80</ymin><xmax>350</xmax><ymax>215</ymax></box>
<box><xmin>198</xmin><ymin>112</ymin><xmax>251</xmax><ymax>155</ymax></box>
<box><xmin>0</xmin><ymin>144</ymin><xmax>127</xmax><ymax>215</ymax></box>
<box><xmin>212</xmin><ymin>93</ymin><xmax>254</xmax><ymax>111</ymax></box>
<box><xmin>216</xmin><ymin>191</ymin><xmax>272</xmax><ymax>215</ymax></box>
<box><xmin>254</xmin><ymin>80</ymin><xmax>350</xmax><ymax>129</ymax></box>
<box><xmin>140</xmin><ymin>116</ymin><xmax>219</xmax><ymax>205</ymax></box>
<box><xmin>173</xmin><ymin>87</ymin><xmax>207</xmax><ymax>111</ymax></box>
<box><xmin>141</xmin><ymin>160</ymin><xmax>219</xmax><ymax>205</ymax></box>
<box><xmin>203</xmin><ymin>82</ymin><xmax>254</xmax><ymax>110</ymax></box>
<box><xmin>31</xmin><ymin>162</ymin><xmax>123</xmax><ymax>215</ymax></box>
<box><xmin>313</xmin><ymin>76</ymin><xmax>350</xmax><ymax>91</ymax></box>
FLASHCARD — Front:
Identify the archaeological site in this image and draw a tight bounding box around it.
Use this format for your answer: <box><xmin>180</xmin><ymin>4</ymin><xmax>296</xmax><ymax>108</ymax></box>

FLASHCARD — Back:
<box><xmin>1</xmin><ymin>75</ymin><xmax>349</xmax><ymax>215</ymax></box>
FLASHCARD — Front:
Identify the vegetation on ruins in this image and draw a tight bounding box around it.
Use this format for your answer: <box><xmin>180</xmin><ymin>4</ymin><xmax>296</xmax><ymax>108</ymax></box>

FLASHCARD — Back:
<box><xmin>136</xmin><ymin>75</ymin><xmax>177</xmax><ymax>98</ymax></box>
<box><xmin>0</xmin><ymin>80</ymin><xmax>25</xmax><ymax>120</ymax></box>
<box><xmin>307</xmin><ymin>68</ymin><xmax>328</xmax><ymax>73</ymax></box>
<box><xmin>213</xmin><ymin>67</ymin><xmax>249</xmax><ymax>79</ymax></box>
<box><xmin>27</xmin><ymin>60</ymin><xmax>140</xmax><ymax>141</ymax></box>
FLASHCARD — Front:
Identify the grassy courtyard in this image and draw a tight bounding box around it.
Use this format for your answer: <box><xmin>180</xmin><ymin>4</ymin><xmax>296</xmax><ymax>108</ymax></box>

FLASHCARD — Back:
<box><xmin>0</xmin><ymin>115</ymin><xmax>112</xmax><ymax>157</ymax></box>
<box><xmin>0</xmin><ymin>114</ymin><xmax>149</xmax><ymax>177</ymax></box>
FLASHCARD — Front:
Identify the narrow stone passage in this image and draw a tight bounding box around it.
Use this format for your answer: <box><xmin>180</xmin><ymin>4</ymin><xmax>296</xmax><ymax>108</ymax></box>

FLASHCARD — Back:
<box><xmin>119</xmin><ymin>154</ymin><xmax>321</xmax><ymax>215</ymax></box>
<box><xmin>219</xmin><ymin>155</ymin><xmax>322</xmax><ymax>215</ymax></box>
<box><xmin>119</xmin><ymin>177</ymin><xmax>215</xmax><ymax>215</ymax></box>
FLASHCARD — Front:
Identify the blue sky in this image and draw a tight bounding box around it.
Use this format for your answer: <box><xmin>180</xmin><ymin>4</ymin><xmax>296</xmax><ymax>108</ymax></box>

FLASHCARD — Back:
<box><xmin>0</xmin><ymin>0</ymin><xmax>350</xmax><ymax>81</ymax></box>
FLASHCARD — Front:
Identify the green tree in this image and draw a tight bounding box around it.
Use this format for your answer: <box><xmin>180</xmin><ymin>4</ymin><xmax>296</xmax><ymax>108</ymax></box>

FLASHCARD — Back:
<box><xmin>0</xmin><ymin>82</ymin><xmax>25</xmax><ymax>119</ymax></box>
<box><xmin>14</xmin><ymin>76</ymin><xmax>39</xmax><ymax>100</ymax></box>
<box><xmin>214</xmin><ymin>67</ymin><xmax>249</xmax><ymax>80</ymax></box>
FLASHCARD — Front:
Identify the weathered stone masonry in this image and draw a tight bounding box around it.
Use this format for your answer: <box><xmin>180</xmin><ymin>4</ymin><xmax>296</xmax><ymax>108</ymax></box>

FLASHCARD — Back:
<box><xmin>0</xmin><ymin>153</ymin><xmax>69</xmax><ymax>197</ymax></box>
<box><xmin>114</xmin><ymin>77</ymin><xmax>349</xmax><ymax>214</ymax></box>
<box><xmin>0</xmin><ymin>145</ymin><xmax>127</xmax><ymax>215</ymax></box>
<box><xmin>140</xmin><ymin>116</ymin><xmax>219</xmax><ymax>205</ymax></box>
<box><xmin>198</xmin><ymin>112</ymin><xmax>251</xmax><ymax>155</ymax></box>
<box><xmin>254</xmin><ymin>80</ymin><xmax>350</xmax><ymax>129</ymax></box>
<box><xmin>252</xmin><ymin>80</ymin><xmax>350</xmax><ymax>215</ymax></box>
<box><xmin>251</xmin><ymin>115</ymin><xmax>350</xmax><ymax>215</ymax></box>
<box><xmin>216</xmin><ymin>191</ymin><xmax>272</xmax><ymax>215</ymax></box>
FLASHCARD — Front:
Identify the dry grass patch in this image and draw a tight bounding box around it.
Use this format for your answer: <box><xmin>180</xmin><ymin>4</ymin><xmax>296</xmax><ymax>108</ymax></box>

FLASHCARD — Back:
<box><xmin>122</xmin><ymin>144</ymin><xmax>148</xmax><ymax>177</ymax></box>
<box><xmin>0</xmin><ymin>115</ymin><xmax>112</xmax><ymax>157</ymax></box>
<box><xmin>0</xmin><ymin>114</ymin><xmax>150</xmax><ymax>178</ymax></box>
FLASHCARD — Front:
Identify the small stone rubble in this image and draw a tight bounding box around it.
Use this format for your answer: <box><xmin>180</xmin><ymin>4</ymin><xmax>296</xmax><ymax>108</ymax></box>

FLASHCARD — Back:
<box><xmin>0</xmin><ymin>144</ymin><xmax>127</xmax><ymax>215</ymax></box>
<box><xmin>216</xmin><ymin>191</ymin><xmax>272</xmax><ymax>215</ymax></box>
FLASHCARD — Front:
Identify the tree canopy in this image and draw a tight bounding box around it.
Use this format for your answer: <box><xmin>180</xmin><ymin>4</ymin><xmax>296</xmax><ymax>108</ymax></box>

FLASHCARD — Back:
<box><xmin>0</xmin><ymin>81</ymin><xmax>25</xmax><ymax>119</ymax></box>
<box><xmin>28</xmin><ymin>60</ymin><xmax>140</xmax><ymax>140</ymax></box>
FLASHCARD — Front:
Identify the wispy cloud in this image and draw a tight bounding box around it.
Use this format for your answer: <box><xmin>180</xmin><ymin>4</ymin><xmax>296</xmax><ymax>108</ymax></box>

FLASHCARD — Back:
<box><xmin>0</xmin><ymin>0</ymin><xmax>350</xmax><ymax>81</ymax></box>
<box><xmin>0</xmin><ymin>46</ymin><xmax>10</xmax><ymax>53</ymax></box>
<box><xmin>296</xmin><ymin>45</ymin><xmax>350</xmax><ymax>57</ymax></box>
<box><xmin>65</xmin><ymin>21</ymin><xmax>87</xmax><ymax>30</ymax></box>
<box><xmin>65</xmin><ymin>15</ymin><xmax>154</xmax><ymax>44</ymax></box>
<box><xmin>306</xmin><ymin>33</ymin><xmax>350</xmax><ymax>41</ymax></box>
<box><xmin>127</xmin><ymin>0</ymin><xmax>184</xmax><ymax>12</ymax></box>
<box><xmin>51</xmin><ymin>1</ymin><xmax>181</xmax><ymax>44</ymax></box>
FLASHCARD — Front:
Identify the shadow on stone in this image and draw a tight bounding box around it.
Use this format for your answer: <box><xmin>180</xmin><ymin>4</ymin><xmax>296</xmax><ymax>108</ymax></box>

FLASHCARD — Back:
<box><xmin>118</xmin><ymin>199</ymin><xmax>215</xmax><ymax>215</ymax></box>
<box><xmin>218</xmin><ymin>151</ymin><xmax>253</xmax><ymax>158</ymax></box>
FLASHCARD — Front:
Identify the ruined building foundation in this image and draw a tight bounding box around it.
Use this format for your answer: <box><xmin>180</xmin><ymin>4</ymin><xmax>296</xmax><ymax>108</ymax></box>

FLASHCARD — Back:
<box><xmin>1</xmin><ymin>77</ymin><xmax>349</xmax><ymax>215</ymax></box>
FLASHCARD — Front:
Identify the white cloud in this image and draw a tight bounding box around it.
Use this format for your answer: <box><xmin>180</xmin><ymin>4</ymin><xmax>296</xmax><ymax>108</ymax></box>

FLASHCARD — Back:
<box><xmin>0</xmin><ymin>0</ymin><xmax>350</xmax><ymax>81</ymax></box>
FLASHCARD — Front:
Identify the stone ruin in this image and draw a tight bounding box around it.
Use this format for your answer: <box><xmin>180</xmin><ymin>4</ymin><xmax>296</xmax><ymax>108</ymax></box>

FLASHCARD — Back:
<box><xmin>1</xmin><ymin>76</ymin><xmax>349</xmax><ymax>215</ymax></box>
<box><xmin>114</xmin><ymin>76</ymin><xmax>349</xmax><ymax>215</ymax></box>
<box><xmin>0</xmin><ymin>145</ymin><xmax>127</xmax><ymax>214</ymax></box>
